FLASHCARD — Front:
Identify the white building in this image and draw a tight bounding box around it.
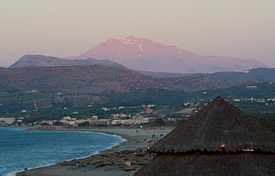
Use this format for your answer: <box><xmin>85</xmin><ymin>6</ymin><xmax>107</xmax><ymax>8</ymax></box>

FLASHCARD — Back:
<box><xmin>0</xmin><ymin>118</ymin><xmax>15</xmax><ymax>125</ymax></box>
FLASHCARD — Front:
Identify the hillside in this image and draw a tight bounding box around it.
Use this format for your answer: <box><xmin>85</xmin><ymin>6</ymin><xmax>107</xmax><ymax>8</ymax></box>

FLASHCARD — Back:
<box><xmin>10</xmin><ymin>55</ymin><xmax>121</xmax><ymax>68</ymax></box>
<box><xmin>0</xmin><ymin>65</ymin><xmax>258</xmax><ymax>95</ymax></box>
<box><xmin>77</xmin><ymin>36</ymin><xmax>265</xmax><ymax>73</ymax></box>
<box><xmin>1</xmin><ymin>65</ymin><xmax>273</xmax><ymax>120</ymax></box>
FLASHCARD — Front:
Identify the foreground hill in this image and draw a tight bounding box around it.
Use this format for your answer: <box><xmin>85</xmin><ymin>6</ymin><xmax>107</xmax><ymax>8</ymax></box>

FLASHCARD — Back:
<box><xmin>0</xmin><ymin>65</ymin><xmax>257</xmax><ymax>95</ymax></box>
<box><xmin>9</xmin><ymin>55</ymin><xmax>121</xmax><ymax>68</ymax></box>
<box><xmin>78</xmin><ymin>36</ymin><xmax>265</xmax><ymax>73</ymax></box>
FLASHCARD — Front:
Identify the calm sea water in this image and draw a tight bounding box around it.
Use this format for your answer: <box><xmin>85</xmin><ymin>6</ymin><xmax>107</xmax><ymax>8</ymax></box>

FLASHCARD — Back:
<box><xmin>0</xmin><ymin>128</ymin><xmax>125</xmax><ymax>176</ymax></box>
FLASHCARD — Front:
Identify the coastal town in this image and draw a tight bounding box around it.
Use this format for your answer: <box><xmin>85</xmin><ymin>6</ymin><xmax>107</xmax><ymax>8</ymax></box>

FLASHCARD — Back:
<box><xmin>0</xmin><ymin>99</ymin><xmax>200</xmax><ymax>127</ymax></box>
<box><xmin>0</xmin><ymin>105</ymin><xmax>166</xmax><ymax>127</ymax></box>
<box><xmin>1</xmin><ymin>96</ymin><xmax>275</xmax><ymax>128</ymax></box>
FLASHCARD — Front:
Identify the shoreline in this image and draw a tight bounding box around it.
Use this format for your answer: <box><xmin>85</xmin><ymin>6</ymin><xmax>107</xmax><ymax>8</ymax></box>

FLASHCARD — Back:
<box><xmin>23</xmin><ymin>127</ymin><xmax>138</xmax><ymax>154</ymax></box>
<box><xmin>15</xmin><ymin>126</ymin><xmax>173</xmax><ymax>176</ymax></box>
<box><xmin>10</xmin><ymin>127</ymin><xmax>127</xmax><ymax>176</ymax></box>
<box><xmin>3</xmin><ymin>127</ymin><xmax>126</xmax><ymax>176</ymax></box>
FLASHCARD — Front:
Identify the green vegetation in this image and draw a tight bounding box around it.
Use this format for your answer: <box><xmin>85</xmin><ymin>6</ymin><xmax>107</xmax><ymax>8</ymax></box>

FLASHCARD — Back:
<box><xmin>231</xmin><ymin>101</ymin><xmax>275</xmax><ymax>113</ymax></box>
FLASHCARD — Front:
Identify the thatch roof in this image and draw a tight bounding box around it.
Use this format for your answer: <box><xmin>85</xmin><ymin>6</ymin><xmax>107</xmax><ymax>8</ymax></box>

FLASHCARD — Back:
<box><xmin>151</xmin><ymin>96</ymin><xmax>275</xmax><ymax>153</ymax></box>
<box><xmin>135</xmin><ymin>153</ymin><xmax>275</xmax><ymax>176</ymax></box>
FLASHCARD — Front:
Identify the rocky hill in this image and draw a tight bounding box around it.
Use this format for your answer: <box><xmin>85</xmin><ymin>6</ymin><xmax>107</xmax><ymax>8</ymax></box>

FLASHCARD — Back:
<box><xmin>10</xmin><ymin>55</ymin><xmax>121</xmax><ymax>68</ymax></box>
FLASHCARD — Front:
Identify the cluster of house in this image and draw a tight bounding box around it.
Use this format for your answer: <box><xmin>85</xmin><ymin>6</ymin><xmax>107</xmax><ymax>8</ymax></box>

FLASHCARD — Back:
<box><xmin>110</xmin><ymin>115</ymin><xmax>151</xmax><ymax>125</ymax></box>
<box><xmin>36</xmin><ymin>114</ymin><xmax>152</xmax><ymax>127</ymax></box>
<box><xmin>0</xmin><ymin>117</ymin><xmax>24</xmax><ymax>126</ymax></box>
<box><xmin>233</xmin><ymin>97</ymin><xmax>275</xmax><ymax>104</ymax></box>
<box><xmin>0</xmin><ymin>117</ymin><xmax>16</xmax><ymax>125</ymax></box>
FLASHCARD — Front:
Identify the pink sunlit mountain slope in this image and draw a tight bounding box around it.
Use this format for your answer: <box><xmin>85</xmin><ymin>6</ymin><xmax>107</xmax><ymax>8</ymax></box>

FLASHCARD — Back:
<box><xmin>78</xmin><ymin>36</ymin><xmax>266</xmax><ymax>73</ymax></box>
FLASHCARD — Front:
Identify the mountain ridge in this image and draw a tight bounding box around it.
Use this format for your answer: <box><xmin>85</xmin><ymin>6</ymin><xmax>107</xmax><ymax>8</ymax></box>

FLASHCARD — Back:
<box><xmin>142</xmin><ymin>67</ymin><xmax>275</xmax><ymax>83</ymax></box>
<box><xmin>8</xmin><ymin>55</ymin><xmax>273</xmax><ymax>84</ymax></box>
<box><xmin>193</xmin><ymin>67</ymin><xmax>275</xmax><ymax>82</ymax></box>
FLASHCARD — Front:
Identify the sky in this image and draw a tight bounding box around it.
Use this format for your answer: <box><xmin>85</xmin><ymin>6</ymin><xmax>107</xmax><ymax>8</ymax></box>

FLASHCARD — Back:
<box><xmin>0</xmin><ymin>0</ymin><xmax>274</xmax><ymax>67</ymax></box>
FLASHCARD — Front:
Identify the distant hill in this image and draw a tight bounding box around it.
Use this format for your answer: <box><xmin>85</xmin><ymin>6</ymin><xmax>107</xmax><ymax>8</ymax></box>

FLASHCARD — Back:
<box><xmin>77</xmin><ymin>35</ymin><xmax>266</xmax><ymax>73</ymax></box>
<box><xmin>140</xmin><ymin>71</ymin><xmax>185</xmax><ymax>78</ymax></box>
<box><xmin>194</xmin><ymin>68</ymin><xmax>275</xmax><ymax>82</ymax></box>
<box><xmin>9</xmin><ymin>55</ymin><xmax>122</xmax><ymax>68</ymax></box>
<box><xmin>0</xmin><ymin>65</ymin><xmax>258</xmax><ymax>95</ymax></box>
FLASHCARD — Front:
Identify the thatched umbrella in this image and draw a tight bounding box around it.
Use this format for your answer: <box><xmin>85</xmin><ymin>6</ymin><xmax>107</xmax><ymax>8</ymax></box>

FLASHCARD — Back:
<box><xmin>135</xmin><ymin>96</ymin><xmax>275</xmax><ymax>176</ymax></box>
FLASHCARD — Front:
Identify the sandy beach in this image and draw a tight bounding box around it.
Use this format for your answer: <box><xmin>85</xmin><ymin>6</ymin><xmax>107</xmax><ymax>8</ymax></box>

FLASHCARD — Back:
<box><xmin>16</xmin><ymin>127</ymin><xmax>173</xmax><ymax>176</ymax></box>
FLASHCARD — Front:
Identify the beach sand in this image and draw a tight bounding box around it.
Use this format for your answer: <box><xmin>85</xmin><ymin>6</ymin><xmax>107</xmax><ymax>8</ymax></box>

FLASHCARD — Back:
<box><xmin>16</xmin><ymin>127</ymin><xmax>173</xmax><ymax>176</ymax></box>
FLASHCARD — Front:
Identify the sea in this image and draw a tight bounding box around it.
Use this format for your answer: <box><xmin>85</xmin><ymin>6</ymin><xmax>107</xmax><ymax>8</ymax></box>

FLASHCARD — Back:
<box><xmin>0</xmin><ymin>128</ymin><xmax>125</xmax><ymax>176</ymax></box>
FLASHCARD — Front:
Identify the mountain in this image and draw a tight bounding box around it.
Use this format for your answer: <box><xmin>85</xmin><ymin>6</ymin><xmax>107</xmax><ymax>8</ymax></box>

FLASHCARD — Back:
<box><xmin>194</xmin><ymin>68</ymin><xmax>275</xmax><ymax>82</ymax></box>
<box><xmin>0</xmin><ymin>65</ymin><xmax>258</xmax><ymax>95</ymax></box>
<box><xmin>9</xmin><ymin>55</ymin><xmax>122</xmax><ymax>68</ymax></box>
<box><xmin>78</xmin><ymin>36</ymin><xmax>266</xmax><ymax>73</ymax></box>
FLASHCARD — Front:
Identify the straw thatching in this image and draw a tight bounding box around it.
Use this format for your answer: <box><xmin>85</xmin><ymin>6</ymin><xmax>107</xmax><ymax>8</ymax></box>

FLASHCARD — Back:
<box><xmin>151</xmin><ymin>96</ymin><xmax>275</xmax><ymax>153</ymax></box>
<box><xmin>135</xmin><ymin>153</ymin><xmax>275</xmax><ymax>176</ymax></box>
<box><xmin>135</xmin><ymin>96</ymin><xmax>275</xmax><ymax>176</ymax></box>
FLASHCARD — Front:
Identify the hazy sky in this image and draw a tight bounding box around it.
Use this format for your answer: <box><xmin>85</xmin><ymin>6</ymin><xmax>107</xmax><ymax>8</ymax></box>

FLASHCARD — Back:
<box><xmin>0</xmin><ymin>0</ymin><xmax>274</xmax><ymax>67</ymax></box>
